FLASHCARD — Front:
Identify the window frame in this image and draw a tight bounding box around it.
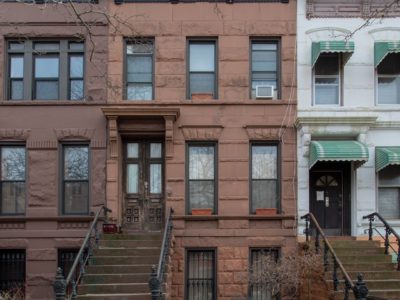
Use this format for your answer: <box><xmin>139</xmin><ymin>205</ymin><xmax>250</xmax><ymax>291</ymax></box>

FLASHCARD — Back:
<box><xmin>249</xmin><ymin>142</ymin><xmax>280</xmax><ymax>214</ymax></box>
<box><xmin>185</xmin><ymin>142</ymin><xmax>218</xmax><ymax>215</ymax></box>
<box><xmin>0</xmin><ymin>249</ymin><xmax>26</xmax><ymax>295</ymax></box>
<box><xmin>60</xmin><ymin>143</ymin><xmax>90</xmax><ymax>216</ymax></box>
<box><xmin>377</xmin><ymin>166</ymin><xmax>400</xmax><ymax>220</ymax></box>
<box><xmin>187</xmin><ymin>38</ymin><xmax>218</xmax><ymax>100</ymax></box>
<box><xmin>375</xmin><ymin>54</ymin><xmax>400</xmax><ymax>106</ymax></box>
<box><xmin>249</xmin><ymin>38</ymin><xmax>281</xmax><ymax>100</ymax></box>
<box><xmin>312</xmin><ymin>53</ymin><xmax>342</xmax><ymax>106</ymax></box>
<box><xmin>0</xmin><ymin>144</ymin><xmax>26</xmax><ymax>216</ymax></box>
<box><xmin>123</xmin><ymin>38</ymin><xmax>155</xmax><ymax>101</ymax></box>
<box><xmin>5</xmin><ymin>39</ymin><xmax>85</xmax><ymax>101</ymax></box>
<box><xmin>185</xmin><ymin>248</ymin><xmax>217</xmax><ymax>300</ymax></box>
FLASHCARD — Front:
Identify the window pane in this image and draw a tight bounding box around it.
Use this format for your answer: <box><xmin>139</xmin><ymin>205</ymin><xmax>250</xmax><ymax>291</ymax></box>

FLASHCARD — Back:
<box><xmin>70</xmin><ymin>80</ymin><xmax>84</xmax><ymax>100</ymax></box>
<box><xmin>127</xmin><ymin>42</ymin><xmax>153</xmax><ymax>54</ymax></box>
<box><xmin>378</xmin><ymin>76</ymin><xmax>400</xmax><ymax>104</ymax></box>
<box><xmin>69</xmin><ymin>42</ymin><xmax>84</xmax><ymax>51</ymax></box>
<box><xmin>190</xmin><ymin>43</ymin><xmax>215</xmax><ymax>72</ymax></box>
<box><xmin>379</xmin><ymin>166</ymin><xmax>400</xmax><ymax>186</ymax></box>
<box><xmin>187</xmin><ymin>251</ymin><xmax>215</xmax><ymax>300</ymax></box>
<box><xmin>127</xmin><ymin>164</ymin><xmax>138</xmax><ymax>193</ymax></box>
<box><xmin>252</xmin><ymin>51</ymin><xmax>277</xmax><ymax>72</ymax></box>
<box><xmin>64</xmin><ymin>147</ymin><xmax>89</xmax><ymax>180</ymax></box>
<box><xmin>189</xmin><ymin>146</ymin><xmax>214</xmax><ymax>180</ymax></box>
<box><xmin>36</xmin><ymin>81</ymin><xmax>59</xmax><ymax>100</ymax></box>
<box><xmin>252</xmin><ymin>43</ymin><xmax>277</xmax><ymax>51</ymax></box>
<box><xmin>252</xmin><ymin>180</ymin><xmax>277</xmax><ymax>211</ymax></box>
<box><xmin>252</xmin><ymin>146</ymin><xmax>277</xmax><ymax>179</ymax></box>
<box><xmin>150</xmin><ymin>143</ymin><xmax>162</xmax><ymax>158</ymax></box>
<box><xmin>189</xmin><ymin>181</ymin><xmax>214</xmax><ymax>210</ymax></box>
<box><xmin>11</xmin><ymin>80</ymin><xmax>23</xmax><ymax>100</ymax></box>
<box><xmin>127</xmin><ymin>143</ymin><xmax>139</xmax><ymax>158</ymax></box>
<box><xmin>315</xmin><ymin>54</ymin><xmax>339</xmax><ymax>75</ymax></box>
<box><xmin>64</xmin><ymin>182</ymin><xmax>88</xmax><ymax>214</ymax></box>
<box><xmin>35</xmin><ymin>57</ymin><xmax>59</xmax><ymax>78</ymax></box>
<box><xmin>127</xmin><ymin>84</ymin><xmax>152</xmax><ymax>100</ymax></box>
<box><xmin>34</xmin><ymin>42</ymin><xmax>59</xmax><ymax>51</ymax></box>
<box><xmin>127</xmin><ymin>56</ymin><xmax>152</xmax><ymax>83</ymax></box>
<box><xmin>190</xmin><ymin>73</ymin><xmax>214</xmax><ymax>96</ymax></box>
<box><xmin>1</xmin><ymin>147</ymin><xmax>25</xmax><ymax>181</ymax></box>
<box><xmin>10</xmin><ymin>56</ymin><xmax>23</xmax><ymax>78</ymax></box>
<box><xmin>150</xmin><ymin>164</ymin><xmax>162</xmax><ymax>194</ymax></box>
<box><xmin>378</xmin><ymin>188</ymin><xmax>400</xmax><ymax>219</ymax></box>
<box><xmin>315</xmin><ymin>82</ymin><xmax>339</xmax><ymax>105</ymax></box>
<box><xmin>9</xmin><ymin>42</ymin><xmax>24</xmax><ymax>51</ymax></box>
<box><xmin>70</xmin><ymin>56</ymin><xmax>83</xmax><ymax>78</ymax></box>
<box><xmin>1</xmin><ymin>182</ymin><xmax>25</xmax><ymax>214</ymax></box>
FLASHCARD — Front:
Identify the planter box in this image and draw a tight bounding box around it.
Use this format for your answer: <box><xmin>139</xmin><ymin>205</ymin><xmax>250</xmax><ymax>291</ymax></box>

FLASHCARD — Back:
<box><xmin>191</xmin><ymin>208</ymin><xmax>213</xmax><ymax>215</ymax></box>
<box><xmin>191</xmin><ymin>93</ymin><xmax>214</xmax><ymax>100</ymax></box>
<box><xmin>103</xmin><ymin>223</ymin><xmax>118</xmax><ymax>234</ymax></box>
<box><xmin>255</xmin><ymin>208</ymin><xmax>277</xmax><ymax>216</ymax></box>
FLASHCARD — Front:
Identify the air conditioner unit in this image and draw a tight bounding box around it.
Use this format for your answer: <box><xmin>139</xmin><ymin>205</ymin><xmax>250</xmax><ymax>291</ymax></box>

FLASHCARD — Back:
<box><xmin>256</xmin><ymin>85</ymin><xmax>274</xmax><ymax>99</ymax></box>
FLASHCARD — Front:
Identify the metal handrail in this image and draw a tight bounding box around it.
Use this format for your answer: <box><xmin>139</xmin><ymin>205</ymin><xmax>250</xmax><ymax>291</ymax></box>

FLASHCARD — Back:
<box><xmin>149</xmin><ymin>207</ymin><xmax>174</xmax><ymax>300</ymax></box>
<box><xmin>301</xmin><ymin>213</ymin><xmax>369</xmax><ymax>300</ymax></box>
<box><xmin>363</xmin><ymin>212</ymin><xmax>400</xmax><ymax>270</ymax></box>
<box><xmin>53</xmin><ymin>205</ymin><xmax>112</xmax><ymax>300</ymax></box>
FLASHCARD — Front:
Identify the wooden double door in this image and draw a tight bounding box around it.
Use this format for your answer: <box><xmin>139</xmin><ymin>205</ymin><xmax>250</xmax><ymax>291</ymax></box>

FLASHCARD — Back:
<box><xmin>123</xmin><ymin>141</ymin><xmax>164</xmax><ymax>232</ymax></box>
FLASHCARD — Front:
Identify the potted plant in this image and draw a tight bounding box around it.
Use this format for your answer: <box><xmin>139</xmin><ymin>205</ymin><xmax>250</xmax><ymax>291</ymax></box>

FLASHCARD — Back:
<box><xmin>103</xmin><ymin>218</ymin><xmax>118</xmax><ymax>234</ymax></box>
<box><xmin>255</xmin><ymin>208</ymin><xmax>278</xmax><ymax>216</ymax></box>
<box><xmin>191</xmin><ymin>208</ymin><xmax>213</xmax><ymax>215</ymax></box>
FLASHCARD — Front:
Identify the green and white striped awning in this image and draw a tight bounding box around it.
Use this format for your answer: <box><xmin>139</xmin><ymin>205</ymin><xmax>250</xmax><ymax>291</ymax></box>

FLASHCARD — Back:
<box><xmin>311</xmin><ymin>41</ymin><xmax>355</xmax><ymax>67</ymax></box>
<box><xmin>309</xmin><ymin>141</ymin><xmax>369</xmax><ymax>169</ymax></box>
<box><xmin>374</xmin><ymin>41</ymin><xmax>400</xmax><ymax>67</ymax></box>
<box><xmin>376</xmin><ymin>147</ymin><xmax>400</xmax><ymax>172</ymax></box>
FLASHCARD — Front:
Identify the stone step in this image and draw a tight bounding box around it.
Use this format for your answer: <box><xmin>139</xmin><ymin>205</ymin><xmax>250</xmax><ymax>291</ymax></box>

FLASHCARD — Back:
<box><xmin>327</xmin><ymin>279</ymin><xmax>400</xmax><ymax>290</ymax></box>
<box><xmin>91</xmin><ymin>256</ymin><xmax>158</xmax><ymax>265</ymax></box>
<box><xmin>94</xmin><ymin>248</ymin><xmax>160</xmax><ymax>256</ymax></box>
<box><xmin>330</xmin><ymin>240</ymin><xmax>381</xmax><ymax>248</ymax></box>
<box><xmin>326</xmin><ymin>271</ymin><xmax>400</xmax><ymax>280</ymax></box>
<box><xmin>335</xmin><ymin>255</ymin><xmax>392</xmax><ymax>264</ymax></box>
<box><xmin>78</xmin><ymin>283</ymin><xmax>149</xmax><ymax>295</ymax></box>
<box><xmin>85</xmin><ymin>264</ymin><xmax>153</xmax><ymax>274</ymax></box>
<box><xmin>83</xmin><ymin>273</ymin><xmax>150</xmax><ymax>285</ymax></box>
<box><xmin>101</xmin><ymin>234</ymin><xmax>162</xmax><ymax>241</ymax></box>
<box><xmin>99</xmin><ymin>240</ymin><xmax>161</xmax><ymax>248</ymax></box>
<box><xmin>331</xmin><ymin>289</ymin><xmax>400</xmax><ymax>300</ymax></box>
<box><xmin>333</xmin><ymin>247</ymin><xmax>384</xmax><ymax>256</ymax></box>
<box><xmin>76</xmin><ymin>293</ymin><xmax>152</xmax><ymax>300</ymax></box>
<box><xmin>331</xmin><ymin>262</ymin><xmax>396</xmax><ymax>271</ymax></box>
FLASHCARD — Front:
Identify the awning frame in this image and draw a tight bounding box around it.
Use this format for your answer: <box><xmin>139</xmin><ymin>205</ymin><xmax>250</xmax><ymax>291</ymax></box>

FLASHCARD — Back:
<box><xmin>374</xmin><ymin>41</ymin><xmax>400</xmax><ymax>67</ymax></box>
<box><xmin>375</xmin><ymin>147</ymin><xmax>400</xmax><ymax>172</ymax></box>
<box><xmin>312</xmin><ymin>41</ymin><xmax>355</xmax><ymax>67</ymax></box>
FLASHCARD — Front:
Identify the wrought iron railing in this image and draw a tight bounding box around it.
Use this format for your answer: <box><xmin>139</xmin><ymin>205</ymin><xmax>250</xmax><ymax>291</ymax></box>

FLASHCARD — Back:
<box><xmin>301</xmin><ymin>213</ymin><xmax>369</xmax><ymax>300</ymax></box>
<box><xmin>149</xmin><ymin>207</ymin><xmax>174</xmax><ymax>300</ymax></box>
<box><xmin>53</xmin><ymin>205</ymin><xmax>111</xmax><ymax>300</ymax></box>
<box><xmin>363</xmin><ymin>212</ymin><xmax>400</xmax><ymax>271</ymax></box>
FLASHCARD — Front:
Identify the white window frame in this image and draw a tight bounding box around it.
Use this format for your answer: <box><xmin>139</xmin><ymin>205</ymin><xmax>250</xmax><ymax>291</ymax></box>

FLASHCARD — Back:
<box><xmin>376</xmin><ymin>71</ymin><xmax>400</xmax><ymax>106</ymax></box>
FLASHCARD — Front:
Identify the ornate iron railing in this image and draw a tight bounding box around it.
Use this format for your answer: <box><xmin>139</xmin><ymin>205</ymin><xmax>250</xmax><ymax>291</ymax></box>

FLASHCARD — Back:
<box><xmin>363</xmin><ymin>212</ymin><xmax>400</xmax><ymax>271</ymax></box>
<box><xmin>301</xmin><ymin>213</ymin><xmax>369</xmax><ymax>300</ymax></box>
<box><xmin>53</xmin><ymin>205</ymin><xmax>111</xmax><ymax>300</ymax></box>
<box><xmin>149</xmin><ymin>207</ymin><xmax>174</xmax><ymax>300</ymax></box>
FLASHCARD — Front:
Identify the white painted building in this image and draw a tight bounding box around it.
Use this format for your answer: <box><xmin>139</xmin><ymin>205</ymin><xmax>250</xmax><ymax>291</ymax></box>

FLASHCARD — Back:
<box><xmin>297</xmin><ymin>0</ymin><xmax>400</xmax><ymax>236</ymax></box>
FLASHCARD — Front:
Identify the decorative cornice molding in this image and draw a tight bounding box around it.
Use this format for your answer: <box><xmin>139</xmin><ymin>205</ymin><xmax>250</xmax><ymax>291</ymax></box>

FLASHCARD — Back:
<box><xmin>295</xmin><ymin>116</ymin><xmax>378</xmax><ymax>127</ymax></box>
<box><xmin>54</xmin><ymin>128</ymin><xmax>95</xmax><ymax>141</ymax></box>
<box><xmin>102</xmin><ymin>106</ymin><xmax>180</xmax><ymax>119</ymax></box>
<box><xmin>180</xmin><ymin>125</ymin><xmax>224</xmax><ymax>141</ymax></box>
<box><xmin>27</xmin><ymin>140</ymin><xmax>58</xmax><ymax>150</ymax></box>
<box><xmin>0</xmin><ymin>129</ymin><xmax>30</xmax><ymax>141</ymax></box>
<box><xmin>244</xmin><ymin>125</ymin><xmax>283</xmax><ymax>140</ymax></box>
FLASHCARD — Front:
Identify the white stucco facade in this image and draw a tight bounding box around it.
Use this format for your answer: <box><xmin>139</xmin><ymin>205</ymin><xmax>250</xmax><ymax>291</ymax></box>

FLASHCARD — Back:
<box><xmin>297</xmin><ymin>0</ymin><xmax>400</xmax><ymax>236</ymax></box>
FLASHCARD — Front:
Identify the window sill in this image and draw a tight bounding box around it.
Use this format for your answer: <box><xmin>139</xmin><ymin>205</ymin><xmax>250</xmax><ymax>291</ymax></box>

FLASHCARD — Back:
<box><xmin>118</xmin><ymin>99</ymin><xmax>294</xmax><ymax>105</ymax></box>
<box><xmin>0</xmin><ymin>215</ymin><xmax>94</xmax><ymax>222</ymax></box>
<box><xmin>173</xmin><ymin>214</ymin><xmax>295</xmax><ymax>221</ymax></box>
<box><xmin>0</xmin><ymin>100</ymin><xmax>105</xmax><ymax>106</ymax></box>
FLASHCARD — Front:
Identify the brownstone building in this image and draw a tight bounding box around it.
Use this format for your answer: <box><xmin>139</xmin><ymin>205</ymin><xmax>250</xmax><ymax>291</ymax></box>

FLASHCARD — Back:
<box><xmin>0</xmin><ymin>0</ymin><xmax>296</xmax><ymax>299</ymax></box>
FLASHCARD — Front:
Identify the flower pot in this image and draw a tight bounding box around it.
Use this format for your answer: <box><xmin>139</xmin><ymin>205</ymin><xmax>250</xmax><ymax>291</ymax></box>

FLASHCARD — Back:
<box><xmin>191</xmin><ymin>93</ymin><xmax>214</xmax><ymax>100</ymax></box>
<box><xmin>191</xmin><ymin>208</ymin><xmax>212</xmax><ymax>215</ymax></box>
<box><xmin>255</xmin><ymin>208</ymin><xmax>277</xmax><ymax>216</ymax></box>
<box><xmin>103</xmin><ymin>223</ymin><xmax>118</xmax><ymax>234</ymax></box>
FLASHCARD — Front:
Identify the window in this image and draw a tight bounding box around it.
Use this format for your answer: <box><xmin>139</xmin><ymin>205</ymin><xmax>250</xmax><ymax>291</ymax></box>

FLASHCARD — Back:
<box><xmin>249</xmin><ymin>248</ymin><xmax>279</xmax><ymax>300</ymax></box>
<box><xmin>188</xmin><ymin>40</ymin><xmax>217</xmax><ymax>99</ymax></box>
<box><xmin>378</xmin><ymin>166</ymin><xmax>400</xmax><ymax>219</ymax></box>
<box><xmin>313</xmin><ymin>54</ymin><xmax>340</xmax><ymax>105</ymax></box>
<box><xmin>251</xmin><ymin>40</ymin><xmax>279</xmax><ymax>99</ymax></box>
<box><xmin>62</xmin><ymin>145</ymin><xmax>89</xmax><ymax>215</ymax></box>
<box><xmin>250</xmin><ymin>144</ymin><xmax>279</xmax><ymax>214</ymax></box>
<box><xmin>186</xmin><ymin>249</ymin><xmax>216</xmax><ymax>300</ymax></box>
<box><xmin>0</xmin><ymin>146</ymin><xmax>25</xmax><ymax>215</ymax></box>
<box><xmin>0</xmin><ymin>250</ymin><xmax>25</xmax><ymax>296</ymax></box>
<box><xmin>58</xmin><ymin>249</ymin><xmax>81</xmax><ymax>278</ymax></box>
<box><xmin>7</xmin><ymin>40</ymin><xmax>84</xmax><ymax>100</ymax></box>
<box><xmin>126</xmin><ymin>39</ymin><xmax>154</xmax><ymax>100</ymax></box>
<box><xmin>377</xmin><ymin>53</ymin><xmax>400</xmax><ymax>105</ymax></box>
<box><xmin>187</xmin><ymin>144</ymin><xmax>217</xmax><ymax>214</ymax></box>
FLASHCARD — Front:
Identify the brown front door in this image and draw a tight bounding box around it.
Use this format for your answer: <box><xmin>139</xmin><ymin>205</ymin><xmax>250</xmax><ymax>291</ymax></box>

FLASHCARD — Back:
<box><xmin>310</xmin><ymin>171</ymin><xmax>343</xmax><ymax>236</ymax></box>
<box><xmin>123</xmin><ymin>141</ymin><xmax>164</xmax><ymax>232</ymax></box>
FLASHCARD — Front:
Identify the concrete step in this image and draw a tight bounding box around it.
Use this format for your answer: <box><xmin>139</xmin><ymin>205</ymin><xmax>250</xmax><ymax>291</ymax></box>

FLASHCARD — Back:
<box><xmin>85</xmin><ymin>264</ymin><xmax>153</xmax><ymax>274</ymax></box>
<box><xmin>101</xmin><ymin>234</ymin><xmax>162</xmax><ymax>241</ymax></box>
<box><xmin>99</xmin><ymin>240</ymin><xmax>161</xmax><ymax>248</ymax></box>
<box><xmin>83</xmin><ymin>274</ymin><xmax>150</xmax><ymax>285</ymax></box>
<box><xmin>94</xmin><ymin>248</ymin><xmax>160</xmax><ymax>256</ymax></box>
<box><xmin>78</xmin><ymin>283</ymin><xmax>149</xmax><ymax>295</ymax></box>
<box><xmin>327</xmin><ymin>279</ymin><xmax>400</xmax><ymax>290</ymax></box>
<box><xmin>331</xmin><ymin>262</ymin><xmax>396</xmax><ymax>271</ymax></box>
<box><xmin>76</xmin><ymin>293</ymin><xmax>152</xmax><ymax>300</ymax></box>
<box><xmin>331</xmin><ymin>289</ymin><xmax>400</xmax><ymax>300</ymax></box>
<box><xmin>326</xmin><ymin>271</ymin><xmax>400</xmax><ymax>280</ymax></box>
<box><xmin>330</xmin><ymin>240</ymin><xmax>381</xmax><ymax>248</ymax></box>
<box><xmin>91</xmin><ymin>256</ymin><xmax>158</xmax><ymax>265</ymax></box>
<box><xmin>333</xmin><ymin>247</ymin><xmax>384</xmax><ymax>256</ymax></box>
<box><xmin>335</xmin><ymin>255</ymin><xmax>392</xmax><ymax>264</ymax></box>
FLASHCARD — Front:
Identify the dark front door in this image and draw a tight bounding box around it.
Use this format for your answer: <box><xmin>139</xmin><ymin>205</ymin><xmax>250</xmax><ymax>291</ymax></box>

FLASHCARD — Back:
<box><xmin>123</xmin><ymin>141</ymin><xmax>164</xmax><ymax>232</ymax></box>
<box><xmin>310</xmin><ymin>171</ymin><xmax>343</xmax><ymax>236</ymax></box>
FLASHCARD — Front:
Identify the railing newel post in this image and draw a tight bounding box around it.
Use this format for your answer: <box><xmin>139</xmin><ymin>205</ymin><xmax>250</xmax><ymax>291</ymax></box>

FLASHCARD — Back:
<box><xmin>53</xmin><ymin>267</ymin><xmax>66</xmax><ymax>300</ymax></box>
<box><xmin>149</xmin><ymin>265</ymin><xmax>161</xmax><ymax>300</ymax></box>
<box><xmin>368</xmin><ymin>216</ymin><xmax>374</xmax><ymax>241</ymax></box>
<box><xmin>384</xmin><ymin>227</ymin><xmax>391</xmax><ymax>255</ymax></box>
<box><xmin>353</xmin><ymin>274</ymin><xmax>368</xmax><ymax>300</ymax></box>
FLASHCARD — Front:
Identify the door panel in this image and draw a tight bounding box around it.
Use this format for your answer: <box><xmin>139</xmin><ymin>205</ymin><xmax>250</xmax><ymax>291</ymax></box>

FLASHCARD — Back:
<box><xmin>310</xmin><ymin>172</ymin><xmax>342</xmax><ymax>236</ymax></box>
<box><xmin>124</xmin><ymin>141</ymin><xmax>164</xmax><ymax>232</ymax></box>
